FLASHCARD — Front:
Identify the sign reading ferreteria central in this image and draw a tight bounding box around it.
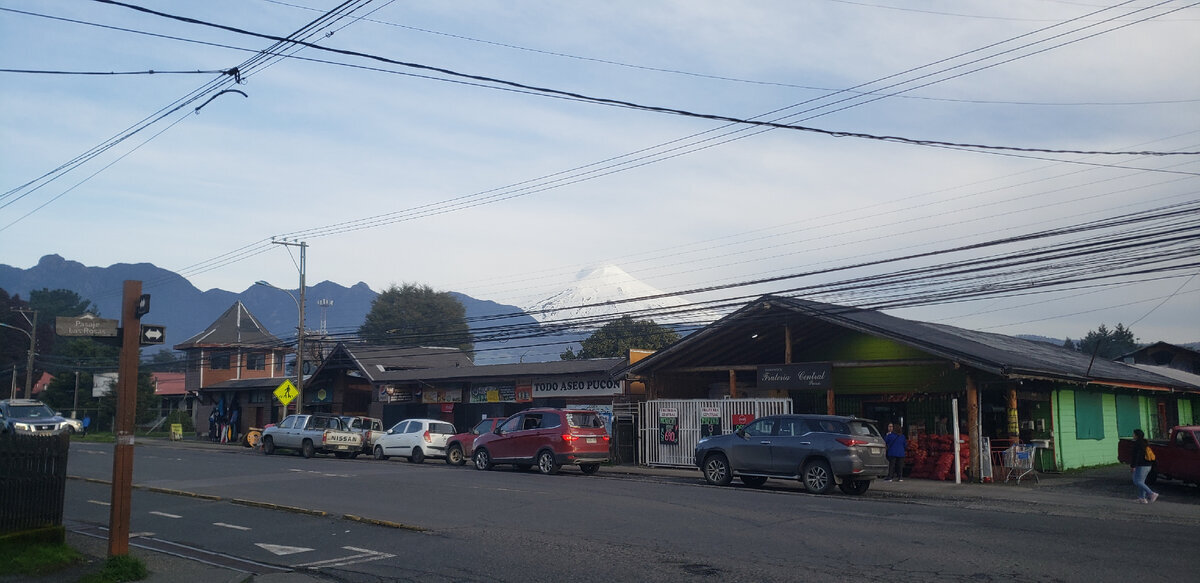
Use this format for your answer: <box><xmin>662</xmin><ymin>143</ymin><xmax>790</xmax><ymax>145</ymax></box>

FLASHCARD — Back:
<box><xmin>56</xmin><ymin>315</ymin><xmax>119</xmax><ymax>337</ymax></box>
<box><xmin>757</xmin><ymin>363</ymin><xmax>833</xmax><ymax>389</ymax></box>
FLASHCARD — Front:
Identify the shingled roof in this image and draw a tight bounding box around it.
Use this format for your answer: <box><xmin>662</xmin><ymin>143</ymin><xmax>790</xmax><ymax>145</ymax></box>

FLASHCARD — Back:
<box><xmin>173</xmin><ymin>301</ymin><xmax>283</xmax><ymax>350</ymax></box>
<box><xmin>309</xmin><ymin>342</ymin><xmax>475</xmax><ymax>383</ymax></box>
<box><xmin>626</xmin><ymin>295</ymin><xmax>1199</xmax><ymax>392</ymax></box>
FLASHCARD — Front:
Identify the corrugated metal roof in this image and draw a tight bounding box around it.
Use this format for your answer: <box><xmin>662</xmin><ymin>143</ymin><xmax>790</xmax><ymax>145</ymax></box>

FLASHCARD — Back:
<box><xmin>626</xmin><ymin>295</ymin><xmax>1198</xmax><ymax>392</ymax></box>
<box><xmin>173</xmin><ymin>301</ymin><xmax>283</xmax><ymax>350</ymax></box>
<box><xmin>310</xmin><ymin>342</ymin><xmax>476</xmax><ymax>383</ymax></box>
<box><xmin>199</xmin><ymin>376</ymin><xmax>291</xmax><ymax>391</ymax></box>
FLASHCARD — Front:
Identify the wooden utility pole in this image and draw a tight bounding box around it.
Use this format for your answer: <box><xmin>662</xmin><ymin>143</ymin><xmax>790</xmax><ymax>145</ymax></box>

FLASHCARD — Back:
<box><xmin>108</xmin><ymin>281</ymin><xmax>143</xmax><ymax>556</ymax></box>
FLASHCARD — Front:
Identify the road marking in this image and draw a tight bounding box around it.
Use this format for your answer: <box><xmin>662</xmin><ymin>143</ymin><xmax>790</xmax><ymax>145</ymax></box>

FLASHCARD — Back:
<box><xmin>287</xmin><ymin>468</ymin><xmax>353</xmax><ymax>478</ymax></box>
<box><xmin>213</xmin><ymin>522</ymin><xmax>251</xmax><ymax>531</ymax></box>
<box><xmin>149</xmin><ymin>511</ymin><xmax>182</xmax><ymax>519</ymax></box>
<box><xmin>130</xmin><ymin>532</ymin><xmax>155</xmax><ymax>538</ymax></box>
<box><xmin>255</xmin><ymin>543</ymin><xmax>314</xmax><ymax>556</ymax></box>
<box><xmin>88</xmin><ymin>500</ymin><xmax>110</xmax><ymax>506</ymax></box>
<box><xmin>293</xmin><ymin>546</ymin><xmax>394</xmax><ymax>568</ymax></box>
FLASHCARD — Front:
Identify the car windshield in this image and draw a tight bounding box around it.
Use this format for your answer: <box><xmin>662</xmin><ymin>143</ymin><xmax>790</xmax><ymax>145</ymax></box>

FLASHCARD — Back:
<box><xmin>848</xmin><ymin>421</ymin><xmax>882</xmax><ymax>437</ymax></box>
<box><xmin>565</xmin><ymin>412</ymin><xmax>603</xmax><ymax>429</ymax></box>
<box><xmin>9</xmin><ymin>404</ymin><xmax>55</xmax><ymax>418</ymax></box>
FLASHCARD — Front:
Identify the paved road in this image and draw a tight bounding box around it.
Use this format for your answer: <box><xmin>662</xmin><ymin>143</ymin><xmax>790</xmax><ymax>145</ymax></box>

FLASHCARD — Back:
<box><xmin>27</xmin><ymin>438</ymin><xmax>1200</xmax><ymax>582</ymax></box>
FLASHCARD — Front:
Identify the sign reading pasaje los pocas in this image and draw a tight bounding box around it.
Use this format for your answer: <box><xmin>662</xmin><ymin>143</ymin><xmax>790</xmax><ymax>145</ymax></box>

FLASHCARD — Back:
<box><xmin>531</xmin><ymin>377</ymin><xmax>623</xmax><ymax>398</ymax></box>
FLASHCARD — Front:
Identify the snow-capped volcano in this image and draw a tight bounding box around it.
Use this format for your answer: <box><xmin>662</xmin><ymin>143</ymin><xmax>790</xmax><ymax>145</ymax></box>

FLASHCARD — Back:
<box><xmin>525</xmin><ymin>265</ymin><xmax>715</xmax><ymax>327</ymax></box>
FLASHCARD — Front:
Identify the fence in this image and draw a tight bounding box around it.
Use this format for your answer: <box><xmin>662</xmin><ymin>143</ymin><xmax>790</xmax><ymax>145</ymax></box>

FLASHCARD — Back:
<box><xmin>0</xmin><ymin>433</ymin><xmax>69</xmax><ymax>534</ymax></box>
<box><xmin>639</xmin><ymin>399</ymin><xmax>792</xmax><ymax>467</ymax></box>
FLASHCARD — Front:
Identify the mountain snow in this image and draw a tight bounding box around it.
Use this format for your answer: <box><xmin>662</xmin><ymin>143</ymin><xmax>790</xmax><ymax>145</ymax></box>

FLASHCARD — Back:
<box><xmin>525</xmin><ymin>265</ymin><xmax>716</xmax><ymax>328</ymax></box>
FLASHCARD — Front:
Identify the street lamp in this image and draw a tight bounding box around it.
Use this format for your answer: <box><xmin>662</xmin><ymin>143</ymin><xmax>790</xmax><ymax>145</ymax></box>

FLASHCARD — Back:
<box><xmin>256</xmin><ymin>280</ymin><xmax>304</xmax><ymax>414</ymax></box>
<box><xmin>0</xmin><ymin>319</ymin><xmax>35</xmax><ymax>399</ymax></box>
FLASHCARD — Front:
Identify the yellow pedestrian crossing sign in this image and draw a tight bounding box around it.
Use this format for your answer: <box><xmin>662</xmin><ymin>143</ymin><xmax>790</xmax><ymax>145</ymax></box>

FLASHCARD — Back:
<box><xmin>274</xmin><ymin>380</ymin><xmax>298</xmax><ymax>406</ymax></box>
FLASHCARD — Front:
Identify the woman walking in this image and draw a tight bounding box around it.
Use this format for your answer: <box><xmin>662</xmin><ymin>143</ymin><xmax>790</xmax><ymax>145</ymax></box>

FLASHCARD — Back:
<box><xmin>1130</xmin><ymin>429</ymin><xmax>1159</xmax><ymax>503</ymax></box>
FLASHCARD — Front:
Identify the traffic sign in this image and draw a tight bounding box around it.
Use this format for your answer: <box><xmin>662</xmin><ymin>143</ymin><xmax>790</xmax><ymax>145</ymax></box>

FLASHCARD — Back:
<box><xmin>56</xmin><ymin>315</ymin><xmax>118</xmax><ymax>337</ymax></box>
<box><xmin>274</xmin><ymin>379</ymin><xmax>298</xmax><ymax>406</ymax></box>
<box><xmin>139</xmin><ymin>324</ymin><xmax>166</xmax><ymax>345</ymax></box>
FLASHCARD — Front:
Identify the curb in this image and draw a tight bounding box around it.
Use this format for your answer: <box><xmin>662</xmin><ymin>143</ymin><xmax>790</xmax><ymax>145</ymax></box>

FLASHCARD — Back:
<box><xmin>342</xmin><ymin>514</ymin><xmax>428</xmax><ymax>532</ymax></box>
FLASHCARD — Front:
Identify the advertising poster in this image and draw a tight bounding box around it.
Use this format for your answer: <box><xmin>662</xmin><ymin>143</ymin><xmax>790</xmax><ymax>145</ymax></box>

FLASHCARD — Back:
<box><xmin>731</xmin><ymin>414</ymin><xmax>755</xmax><ymax>431</ymax></box>
<box><xmin>700</xmin><ymin>407</ymin><xmax>722</xmax><ymax>438</ymax></box>
<box><xmin>659</xmin><ymin>407</ymin><xmax>679</xmax><ymax>445</ymax></box>
<box><xmin>515</xmin><ymin>382</ymin><xmax>533</xmax><ymax>403</ymax></box>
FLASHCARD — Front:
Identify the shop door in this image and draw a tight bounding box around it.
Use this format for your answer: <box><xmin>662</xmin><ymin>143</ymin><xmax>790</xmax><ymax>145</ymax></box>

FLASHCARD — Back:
<box><xmin>863</xmin><ymin>402</ymin><xmax>906</xmax><ymax>435</ymax></box>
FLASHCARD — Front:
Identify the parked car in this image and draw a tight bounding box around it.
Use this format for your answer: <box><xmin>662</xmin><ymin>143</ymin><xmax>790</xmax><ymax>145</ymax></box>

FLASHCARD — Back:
<box><xmin>373</xmin><ymin>418</ymin><xmax>457</xmax><ymax>463</ymax></box>
<box><xmin>0</xmin><ymin>399</ymin><xmax>75</xmax><ymax>436</ymax></box>
<box><xmin>694</xmin><ymin>414</ymin><xmax>887</xmax><ymax>495</ymax></box>
<box><xmin>260</xmin><ymin>414</ymin><xmax>363</xmax><ymax>458</ymax></box>
<box><xmin>340</xmin><ymin>415</ymin><xmax>386</xmax><ymax>458</ymax></box>
<box><xmin>472</xmin><ymin>408</ymin><xmax>610</xmax><ymax>475</ymax></box>
<box><xmin>446</xmin><ymin>417</ymin><xmax>503</xmax><ymax>466</ymax></box>
<box><xmin>1118</xmin><ymin>426</ymin><xmax>1200</xmax><ymax>486</ymax></box>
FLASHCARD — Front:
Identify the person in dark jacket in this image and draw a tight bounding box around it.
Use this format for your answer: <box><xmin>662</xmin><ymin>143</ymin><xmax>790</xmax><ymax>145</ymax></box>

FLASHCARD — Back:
<box><xmin>1130</xmin><ymin>429</ymin><xmax>1158</xmax><ymax>503</ymax></box>
<box><xmin>884</xmin><ymin>423</ymin><xmax>907</xmax><ymax>482</ymax></box>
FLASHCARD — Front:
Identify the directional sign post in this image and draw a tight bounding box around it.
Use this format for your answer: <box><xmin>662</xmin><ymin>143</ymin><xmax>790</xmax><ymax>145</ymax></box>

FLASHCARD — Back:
<box><xmin>139</xmin><ymin>324</ymin><xmax>166</xmax><ymax>345</ymax></box>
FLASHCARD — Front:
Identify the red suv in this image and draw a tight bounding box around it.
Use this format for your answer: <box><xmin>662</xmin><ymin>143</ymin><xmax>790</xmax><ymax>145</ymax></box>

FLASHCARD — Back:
<box><xmin>472</xmin><ymin>408</ymin><xmax>610</xmax><ymax>475</ymax></box>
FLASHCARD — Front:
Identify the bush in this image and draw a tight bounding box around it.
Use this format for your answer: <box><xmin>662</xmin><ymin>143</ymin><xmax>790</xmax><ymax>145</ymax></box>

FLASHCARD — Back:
<box><xmin>166</xmin><ymin>410</ymin><xmax>195</xmax><ymax>433</ymax></box>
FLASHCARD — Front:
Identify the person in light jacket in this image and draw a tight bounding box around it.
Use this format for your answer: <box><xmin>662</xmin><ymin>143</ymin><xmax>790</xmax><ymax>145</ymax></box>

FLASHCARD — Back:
<box><xmin>884</xmin><ymin>423</ymin><xmax>907</xmax><ymax>482</ymax></box>
<box><xmin>1130</xmin><ymin>429</ymin><xmax>1158</xmax><ymax>503</ymax></box>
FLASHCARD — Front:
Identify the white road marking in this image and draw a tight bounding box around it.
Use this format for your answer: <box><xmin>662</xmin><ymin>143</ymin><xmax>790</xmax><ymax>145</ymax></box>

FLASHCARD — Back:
<box><xmin>255</xmin><ymin>543</ymin><xmax>314</xmax><ymax>556</ymax></box>
<box><xmin>213</xmin><ymin>522</ymin><xmax>251</xmax><ymax>531</ymax></box>
<box><xmin>149</xmin><ymin>511</ymin><xmax>182</xmax><ymax>519</ymax></box>
<box><xmin>293</xmin><ymin>546</ymin><xmax>395</xmax><ymax>568</ymax></box>
<box><xmin>129</xmin><ymin>532</ymin><xmax>155</xmax><ymax>538</ymax></box>
<box><xmin>88</xmin><ymin>500</ymin><xmax>110</xmax><ymax>506</ymax></box>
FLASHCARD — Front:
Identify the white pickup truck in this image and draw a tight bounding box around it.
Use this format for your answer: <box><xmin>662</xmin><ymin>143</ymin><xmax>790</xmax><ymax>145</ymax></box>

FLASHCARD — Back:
<box><xmin>261</xmin><ymin>414</ymin><xmax>363</xmax><ymax>458</ymax></box>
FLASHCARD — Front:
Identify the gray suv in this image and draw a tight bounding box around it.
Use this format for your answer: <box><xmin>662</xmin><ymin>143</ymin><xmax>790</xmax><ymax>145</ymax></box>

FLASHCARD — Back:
<box><xmin>0</xmin><ymin>399</ymin><xmax>74</xmax><ymax>436</ymax></box>
<box><xmin>694</xmin><ymin>414</ymin><xmax>887</xmax><ymax>495</ymax></box>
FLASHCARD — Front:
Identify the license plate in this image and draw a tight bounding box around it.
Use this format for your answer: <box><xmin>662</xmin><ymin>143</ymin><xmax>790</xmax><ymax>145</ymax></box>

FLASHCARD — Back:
<box><xmin>870</xmin><ymin>447</ymin><xmax>882</xmax><ymax>454</ymax></box>
<box><xmin>586</xmin><ymin>438</ymin><xmax>597</xmax><ymax>444</ymax></box>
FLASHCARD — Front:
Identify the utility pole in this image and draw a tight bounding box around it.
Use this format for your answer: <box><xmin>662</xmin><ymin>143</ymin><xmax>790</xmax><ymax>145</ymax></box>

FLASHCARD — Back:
<box><xmin>109</xmin><ymin>281</ymin><xmax>145</xmax><ymax>557</ymax></box>
<box><xmin>5</xmin><ymin>309</ymin><xmax>37</xmax><ymax>399</ymax></box>
<box><xmin>270</xmin><ymin>239</ymin><xmax>307</xmax><ymax>414</ymax></box>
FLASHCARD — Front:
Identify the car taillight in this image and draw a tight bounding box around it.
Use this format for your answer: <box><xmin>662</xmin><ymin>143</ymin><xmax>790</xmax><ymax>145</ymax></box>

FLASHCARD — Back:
<box><xmin>836</xmin><ymin>437</ymin><xmax>871</xmax><ymax>447</ymax></box>
<box><xmin>602</xmin><ymin>435</ymin><xmax>610</xmax><ymax>442</ymax></box>
<box><xmin>561</xmin><ymin>434</ymin><xmax>578</xmax><ymax>442</ymax></box>
<box><xmin>423</xmin><ymin>430</ymin><xmax>432</xmax><ymax>443</ymax></box>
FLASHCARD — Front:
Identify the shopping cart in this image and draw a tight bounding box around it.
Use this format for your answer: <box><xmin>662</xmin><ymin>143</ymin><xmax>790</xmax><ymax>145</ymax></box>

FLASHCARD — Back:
<box><xmin>1002</xmin><ymin>443</ymin><xmax>1039</xmax><ymax>484</ymax></box>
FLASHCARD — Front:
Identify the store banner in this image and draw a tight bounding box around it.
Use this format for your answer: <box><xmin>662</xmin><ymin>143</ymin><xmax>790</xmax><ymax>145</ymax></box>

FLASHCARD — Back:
<box><xmin>700</xmin><ymin>407</ymin><xmax>722</xmax><ymax>438</ymax></box>
<box><xmin>659</xmin><ymin>407</ymin><xmax>679</xmax><ymax>445</ymax></box>
<box><xmin>532</xmin><ymin>377</ymin><xmax>623</xmax><ymax>398</ymax></box>
<box><xmin>421</xmin><ymin>389</ymin><xmax>463</xmax><ymax>404</ymax></box>
<box><xmin>731</xmin><ymin>414</ymin><xmax>755</xmax><ymax>431</ymax></box>
<box><xmin>756</xmin><ymin>363</ymin><xmax>832</xmax><ymax>389</ymax></box>
<box><xmin>515</xmin><ymin>382</ymin><xmax>533</xmax><ymax>403</ymax></box>
<box><xmin>469</xmin><ymin>383</ymin><xmax>516</xmax><ymax>403</ymax></box>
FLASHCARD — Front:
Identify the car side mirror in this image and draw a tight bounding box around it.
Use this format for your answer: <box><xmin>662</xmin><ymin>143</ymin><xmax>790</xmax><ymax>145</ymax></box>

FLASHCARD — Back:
<box><xmin>735</xmin><ymin>428</ymin><xmax>747</xmax><ymax>438</ymax></box>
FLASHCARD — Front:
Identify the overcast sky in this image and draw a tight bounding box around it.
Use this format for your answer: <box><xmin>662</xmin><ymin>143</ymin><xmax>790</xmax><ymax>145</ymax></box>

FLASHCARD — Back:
<box><xmin>2</xmin><ymin>0</ymin><xmax>1198</xmax><ymax>344</ymax></box>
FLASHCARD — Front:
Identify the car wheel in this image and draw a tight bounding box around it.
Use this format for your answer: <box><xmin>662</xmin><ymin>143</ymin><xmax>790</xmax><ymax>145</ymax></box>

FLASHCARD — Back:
<box><xmin>373</xmin><ymin>445</ymin><xmax>388</xmax><ymax>461</ymax></box>
<box><xmin>740</xmin><ymin>475</ymin><xmax>768</xmax><ymax>488</ymax></box>
<box><xmin>702</xmin><ymin>454</ymin><xmax>733</xmax><ymax>486</ymax></box>
<box><xmin>474</xmin><ymin>448</ymin><xmax>493</xmax><ymax>471</ymax></box>
<box><xmin>446</xmin><ymin>444</ymin><xmax>464</xmax><ymax>466</ymax></box>
<box><xmin>537</xmin><ymin>450</ymin><xmax>560</xmax><ymax>475</ymax></box>
<box><xmin>838</xmin><ymin>479</ymin><xmax>871</xmax><ymax>495</ymax></box>
<box><xmin>301</xmin><ymin>440</ymin><xmax>315</xmax><ymax>459</ymax></box>
<box><xmin>580</xmin><ymin>463</ymin><xmax>600</xmax><ymax>475</ymax></box>
<box><xmin>801</xmin><ymin>459</ymin><xmax>834</xmax><ymax>494</ymax></box>
<box><xmin>1146</xmin><ymin>468</ymin><xmax>1159</xmax><ymax>486</ymax></box>
<box><xmin>410</xmin><ymin>448</ymin><xmax>425</xmax><ymax>464</ymax></box>
<box><xmin>262</xmin><ymin>437</ymin><xmax>275</xmax><ymax>455</ymax></box>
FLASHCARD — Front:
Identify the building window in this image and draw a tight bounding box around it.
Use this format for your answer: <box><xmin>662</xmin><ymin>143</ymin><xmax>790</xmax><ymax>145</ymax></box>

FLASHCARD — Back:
<box><xmin>247</xmin><ymin>353</ymin><xmax>265</xmax><ymax>371</ymax></box>
<box><xmin>1074</xmin><ymin>391</ymin><xmax>1105</xmax><ymax>440</ymax></box>
<box><xmin>210</xmin><ymin>353</ymin><xmax>230</xmax><ymax>370</ymax></box>
<box><xmin>1115</xmin><ymin>394</ymin><xmax>1140</xmax><ymax>438</ymax></box>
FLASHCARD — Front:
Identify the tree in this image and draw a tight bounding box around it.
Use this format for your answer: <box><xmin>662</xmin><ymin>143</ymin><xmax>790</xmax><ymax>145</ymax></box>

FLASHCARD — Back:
<box><xmin>358</xmin><ymin>283</ymin><xmax>473</xmax><ymax>354</ymax></box>
<box><xmin>1078</xmin><ymin>323</ymin><xmax>1139</xmax><ymax>360</ymax></box>
<box><xmin>561</xmin><ymin>315</ymin><xmax>680</xmax><ymax>360</ymax></box>
<box><xmin>1061</xmin><ymin>337</ymin><xmax>1076</xmax><ymax>351</ymax></box>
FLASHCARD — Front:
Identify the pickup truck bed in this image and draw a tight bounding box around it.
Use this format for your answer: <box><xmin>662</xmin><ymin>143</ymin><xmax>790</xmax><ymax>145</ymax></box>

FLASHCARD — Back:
<box><xmin>1117</xmin><ymin>426</ymin><xmax>1200</xmax><ymax>486</ymax></box>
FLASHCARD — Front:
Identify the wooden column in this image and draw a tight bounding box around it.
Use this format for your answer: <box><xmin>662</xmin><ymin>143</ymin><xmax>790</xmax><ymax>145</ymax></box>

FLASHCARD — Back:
<box><xmin>1007</xmin><ymin>386</ymin><xmax>1020</xmax><ymax>440</ymax></box>
<box><xmin>826</xmin><ymin>388</ymin><xmax>836</xmax><ymax>415</ymax></box>
<box><xmin>728</xmin><ymin>369</ymin><xmax>737</xmax><ymax>398</ymax></box>
<box><xmin>108</xmin><ymin>280</ymin><xmax>141</xmax><ymax>556</ymax></box>
<box><xmin>966</xmin><ymin>374</ymin><xmax>981</xmax><ymax>482</ymax></box>
<box><xmin>784</xmin><ymin>324</ymin><xmax>793</xmax><ymax>364</ymax></box>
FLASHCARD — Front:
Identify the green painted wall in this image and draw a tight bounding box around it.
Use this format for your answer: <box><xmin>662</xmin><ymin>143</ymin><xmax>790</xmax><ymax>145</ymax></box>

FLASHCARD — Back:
<box><xmin>1052</xmin><ymin>388</ymin><xmax>1121</xmax><ymax>470</ymax></box>
<box><xmin>1179</xmin><ymin>399</ymin><xmax>1194</xmax><ymax>426</ymax></box>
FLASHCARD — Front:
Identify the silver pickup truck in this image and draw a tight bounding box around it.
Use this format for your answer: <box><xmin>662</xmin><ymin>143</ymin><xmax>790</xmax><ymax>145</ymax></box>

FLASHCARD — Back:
<box><xmin>261</xmin><ymin>413</ymin><xmax>363</xmax><ymax>458</ymax></box>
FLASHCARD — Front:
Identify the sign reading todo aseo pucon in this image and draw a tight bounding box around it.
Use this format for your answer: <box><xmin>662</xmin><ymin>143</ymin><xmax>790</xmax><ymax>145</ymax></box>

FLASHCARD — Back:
<box><xmin>531</xmin><ymin>377</ymin><xmax>624</xmax><ymax>398</ymax></box>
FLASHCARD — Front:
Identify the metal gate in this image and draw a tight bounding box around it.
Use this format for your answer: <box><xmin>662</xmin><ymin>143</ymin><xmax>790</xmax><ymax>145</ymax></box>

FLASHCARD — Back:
<box><xmin>639</xmin><ymin>399</ymin><xmax>792</xmax><ymax>467</ymax></box>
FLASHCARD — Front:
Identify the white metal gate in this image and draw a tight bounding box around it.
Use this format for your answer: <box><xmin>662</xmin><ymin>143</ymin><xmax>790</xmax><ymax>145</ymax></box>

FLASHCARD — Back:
<box><xmin>639</xmin><ymin>399</ymin><xmax>792</xmax><ymax>467</ymax></box>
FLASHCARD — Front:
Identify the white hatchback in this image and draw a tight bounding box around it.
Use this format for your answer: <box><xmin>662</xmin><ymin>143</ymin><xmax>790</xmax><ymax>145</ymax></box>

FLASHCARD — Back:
<box><xmin>373</xmin><ymin>418</ymin><xmax>457</xmax><ymax>463</ymax></box>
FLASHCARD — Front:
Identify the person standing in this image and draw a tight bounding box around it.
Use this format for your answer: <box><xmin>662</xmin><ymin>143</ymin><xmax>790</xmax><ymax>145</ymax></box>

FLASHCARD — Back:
<box><xmin>884</xmin><ymin>423</ymin><xmax>907</xmax><ymax>482</ymax></box>
<box><xmin>1130</xmin><ymin>429</ymin><xmax>1159</xmax><ymax>503</ymax></box>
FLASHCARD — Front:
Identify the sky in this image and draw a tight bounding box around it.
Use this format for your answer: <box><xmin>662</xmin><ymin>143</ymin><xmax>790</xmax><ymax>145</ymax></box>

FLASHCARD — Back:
<box><xmin>1</xmin><ymin>0</ymin><xmax>1198</xmax><ymax>345</ymax></box>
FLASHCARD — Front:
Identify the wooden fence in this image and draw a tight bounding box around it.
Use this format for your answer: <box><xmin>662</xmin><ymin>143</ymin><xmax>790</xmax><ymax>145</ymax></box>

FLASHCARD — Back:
<box><xmin>0</xmin><ymin>433</ymin><xmax>69</xmax><ymax>534</ymax></box>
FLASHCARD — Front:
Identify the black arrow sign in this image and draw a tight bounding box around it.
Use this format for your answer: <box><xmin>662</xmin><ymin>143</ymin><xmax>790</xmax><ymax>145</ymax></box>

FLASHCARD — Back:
<box><xmin>140</xmin><ymin>324</ymin><xmax>166</xmax><ymax>345</ymax></box>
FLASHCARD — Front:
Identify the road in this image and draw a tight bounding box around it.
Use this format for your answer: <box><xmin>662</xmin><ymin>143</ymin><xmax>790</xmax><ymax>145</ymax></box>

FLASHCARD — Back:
<box><xmin>64</xmin><ymin>440</ymin><xmax>1200</xmax><ymax>582</ymax></box>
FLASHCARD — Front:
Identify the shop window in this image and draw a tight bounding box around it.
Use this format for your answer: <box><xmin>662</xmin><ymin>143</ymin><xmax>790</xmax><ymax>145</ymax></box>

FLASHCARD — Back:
<box><xmin>1115</xmin><ymin>394</ymin><xmax>1139</xmax><ymax>438</ymax></box>
<box><xmin>210</xmin><ymin>353</ymin><xmax>230</xmax><ymax>370</ymax></box>
<box><xmin>1074</xmin><ymin>391</ymin><xmax>1105</xmax><ymax>440</ymax></box>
